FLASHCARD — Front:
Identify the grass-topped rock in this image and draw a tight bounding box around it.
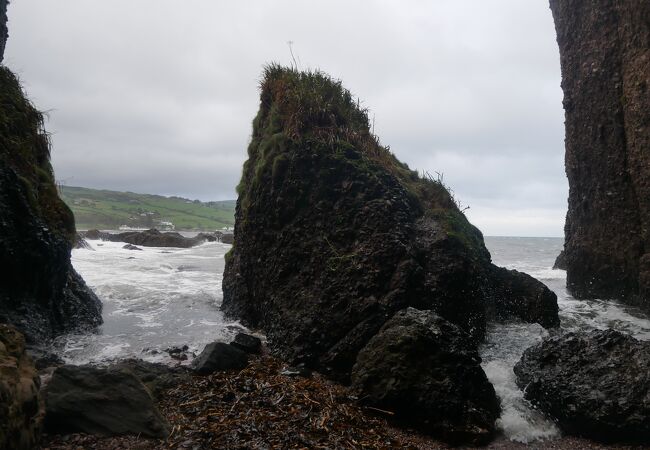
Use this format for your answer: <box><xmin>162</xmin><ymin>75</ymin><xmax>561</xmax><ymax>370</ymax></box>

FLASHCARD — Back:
<box><xmin>0</xmin><ymin>66</ymin><xmax>102</xmax><ymax>342</ymax></box>
<box><xmin>222</xmin><ymin>67</ymin><xmax>558</xmax><ymax>443</ymax></box>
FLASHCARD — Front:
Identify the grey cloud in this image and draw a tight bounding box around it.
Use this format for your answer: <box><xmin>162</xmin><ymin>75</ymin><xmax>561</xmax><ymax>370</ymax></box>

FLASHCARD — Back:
<box><xmin>5</xmin><ymin>0</ymin><xmax>566</xmax><ymax>236</ymax></box>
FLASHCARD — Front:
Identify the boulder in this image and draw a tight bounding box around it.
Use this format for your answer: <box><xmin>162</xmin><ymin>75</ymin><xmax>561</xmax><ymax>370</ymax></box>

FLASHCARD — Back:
<box><xmin>122</xmin><ymin>243</ymin><xmax>142</xmax><ymax>251</ymax></box>
<box><xmin>486</xmin><ymin>266</ymin><xmax>560</xmax><ymax>328</ymax></box>
<box><xmin>514</xmin><ymin>329</ymin><xmax>650</xmax><ymax>443</ymax></box>
<box><xmin>111</xmin><ymin>359</ymin><xmax>191</xmax><ymax>400</ymax></box>
<box><xmin>550</xmin><ymin>1</ymin><xmax>650</xmax><ymax>305</ymax></box>
<box><xmin>192</xmin><ymin>342</ymin><xmax>248</xmax><ymax>375</ymax></box>
<box><xmin>0</xmin><ymin>325</ymin><xmax>43</xmax><ymax>450</ymax></box>
<box><xmin>44</xmin><ymin>365</ymin><xmax>169</xmax><ymax>438</ymax></box>
<box><xmin>220</xmin><ymin>233</ymin><xmax>234</xmax><ymax>244</ymax></box>
<box><xmin>351</xmin><ymin>308</ymin><xmax>500</xmax><ymax>446</ymax></box>
<box><xmin>0</xmin><ymin>66</ymin><xmax>103</xmax><ymax>343</ymax></box>
<box><xmin>230</xmin><ymin>332</ymin><xmax>262</xmax><ymax>354</ymax></box>
<box><xmin>222</xmin><ymin>66</ymin><xmax>558</xmax><ymax>382</ymax></box>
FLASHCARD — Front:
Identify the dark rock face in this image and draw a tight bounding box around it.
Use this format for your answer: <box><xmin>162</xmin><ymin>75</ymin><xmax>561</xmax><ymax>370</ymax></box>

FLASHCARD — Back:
<box><xmin>0</xmin><ymin>67</ymin><xmax>102</xmax><ymax>343</ymax></box>
<box><xmin>550</xmin><ymin>1</ymin><xmax>650</xmax><ymax>305</ymax></box>
<box><xmin>222</xmin><ymin>67</ymin><xmax>559</xmax><ymax>383</ymax></box>
<box><xmin>351</xmin><ymin>308</ymin><xmax>500</xmax><ymax>445</ymax></box>
<box><xmin>0</xmin><ymin>0</ymin><xmax>7</xmax><ymax>63</ymax></box>
<box><xmin>192</xmin><ymin>342</ymin><xmax>249</xmax><ymax>374</ymax></box>
<box><xmin>83</xmin><ymin>228</ymin><xmax>211</xmax><ymax>248</ymax></box>
<box><xmin>515</xmin><ymin>329</ymin><xmax>650</xmax><ymax>443</ymax></box>
<box><xmin>0</xmin><ymin>325</ymin><xmax>43</xmax><ymax>450</ymax></box>
<box><xmin>44</xmin><ymin>365</ymin><xmax>170</xmax><ymax>438</ymax></box>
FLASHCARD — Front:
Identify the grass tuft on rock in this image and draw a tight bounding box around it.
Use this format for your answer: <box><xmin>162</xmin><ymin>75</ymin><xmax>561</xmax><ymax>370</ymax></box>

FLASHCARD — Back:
<box><xmin>236</xmin><ymin>64</ymin><xmax>483</xmax><ymax>252</ymax></box>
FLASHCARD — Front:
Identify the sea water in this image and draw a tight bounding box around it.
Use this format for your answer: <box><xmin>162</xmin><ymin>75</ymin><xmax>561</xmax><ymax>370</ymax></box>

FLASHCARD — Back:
<box><xmin>59</xmin><ymin>235</ymin><xmax>650</xmax><ymax>442</ymax></box>
<box><xmin>481</xmin><ymin>236</ymin><xmax>650</xmax><ymax>442</ymax></box>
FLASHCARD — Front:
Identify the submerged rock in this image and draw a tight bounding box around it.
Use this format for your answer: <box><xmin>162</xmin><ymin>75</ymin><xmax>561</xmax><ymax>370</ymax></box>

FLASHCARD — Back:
<box><xmin>222</xmin><ymin>66</ymin><xmax>558</xmax><ymax>386</ymax></box>
<box><xmin>352</xmin><ymin>308</ymin><xmax>499</xmax><ymax>445</ymax></box>
<box><xmin>550</xmin><ymin>1</ymin><xmax>650</xmax><ymax>305</ymax></box>
<box><xmin>0</xmin><ymin>325</ymin><xmax>43</xmax><ymax>450</ymax></box>
<box><xmin>192</xmin><ymin>342</ymin><xmax>249</xmax><ymax>374</ymax></box>
<box><xmin>122</xmin><ymin>243</ymin><xmax>142</xmax><ymax>251</ymax></box>
<box><xmin>44</xmin><ymin>365</ymin><xmax>170</xmax><ymax>438</ymax></box>
<box><xmin>0</xmin><ymin>67</ymin><xmax>102</xmax><ymax>343</ymax></box>
<box><xmin>514</xmin><ymin>329</ymin><xmax>650</xmax><ymax>443</ymax></box>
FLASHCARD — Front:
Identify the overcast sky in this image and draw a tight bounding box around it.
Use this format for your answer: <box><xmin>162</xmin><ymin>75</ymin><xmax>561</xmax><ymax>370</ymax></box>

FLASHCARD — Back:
<box><xmin>4</xmin><ymin>1</ymin><xmax>567</xmax><ymax>237</ymax></box>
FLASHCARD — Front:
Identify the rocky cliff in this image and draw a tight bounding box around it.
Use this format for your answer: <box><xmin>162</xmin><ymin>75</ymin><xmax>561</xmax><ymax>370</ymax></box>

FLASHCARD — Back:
<box><xmin>0</xmin><ymin>0</ymin><xmax>7</xmax><ymax>64</ymax></box>
<box><xmin>222</xmin><ymin>66</ymin><xmax>558</xmax><ymax>383</ymax></box>
<box><xmin>0</xmin><ymin>66</ymin><xmax>102</xmax><ymax>343</ymax></box>
<box><xmin>550</xmin><ymin>0</ymin><xmax>650</xmax><ymax>305</ymax></box>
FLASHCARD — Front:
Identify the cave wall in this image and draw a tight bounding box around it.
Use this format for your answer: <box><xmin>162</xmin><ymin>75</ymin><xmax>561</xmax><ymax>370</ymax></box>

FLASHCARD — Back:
<box><xmin>550</xmin><ymin>0</ymin><xmax>650</xmax><ymax>305</ymax></box>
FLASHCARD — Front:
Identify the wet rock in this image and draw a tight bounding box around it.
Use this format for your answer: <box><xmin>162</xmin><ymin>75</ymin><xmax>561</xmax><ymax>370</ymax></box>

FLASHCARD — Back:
<box><xmin>26</xmin><ymin>346</ymin><xmax>64</xmax><ymax>370</ymax></box>
<box><xmin>514</xmin><ymin>329</ymin><xmax>650</xmax><ymax>443</ymax></box>
<box><xmin>73</xmin><ymin>233</ymin><xmax>94</xmax><ymax>250</ymax></box>
<box><xmin>550</xmin><ymin>1</ymin><xmax>650</xmax><ymax>305</ymax></box>
<box><xmin>553</xmin><ymin>249</ymin><xmax>567</xmax><ymax>270</ymax></box>
<box><xmin>111</xmin><ymin>359</ymin><xmax>191</xmax><ymax>400</ymax></box>
<box><xmin>220</xmin><ymin>233</ymin><xmax>234</xmax><ymax>244</ymax></box>
<box><xmin>83</xmin><ymin>228</ymin><xmax>210</xmax><ymax>248</ymax></box>
<box><xmin>230</xmin><ymin>332</ymin><xmax>262</xmax><ymax>354</ymax></box>
<box><xmin>351</xmin><ymin>308</ymin><xmax>500</xmax><ymax>446</ymax></box>
<box><xmin>122</xmin><ymin>243</ymin><xmax>142</xmax><ymax>251</ymax></box>
<box><xmin>0</xmin><ymin>325</ymin><xmax>43</xmax><ymax>450</ymax></box>
<box><xmin>486</xmin><ymin>266</ymin><xmax>560</xmax><ymax>328</ymax></box>
<box><xmin>192</xmin><ymin>342</ymin><xmax>248</xmax><ymax>375</ymax></box>
<box><xmin>44</xmin><ymin>365</ymin><xmax>169</xmax><ymax>438</ymax></box>
<box><xmin>165</xmin><ymin>345</ymin><xmax>190</xmax><ymax>361</ymax></box>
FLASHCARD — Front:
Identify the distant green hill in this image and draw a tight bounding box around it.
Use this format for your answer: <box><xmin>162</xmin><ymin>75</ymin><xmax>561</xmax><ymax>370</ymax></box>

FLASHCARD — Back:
<box><xmin>60</xmin><ymin>186</ymin><xmax>235</xmax><ymax>231</ymax></box>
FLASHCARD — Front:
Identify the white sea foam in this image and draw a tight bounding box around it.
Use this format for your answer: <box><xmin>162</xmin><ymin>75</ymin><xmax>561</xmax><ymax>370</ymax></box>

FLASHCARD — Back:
<box><xmin>482</xmin><ymin>236</ymin><xmax>650</xmax><ymax>442</ymax></box>
<box><xmin>57</xmin><ymin>238</ymin><xmax>244</xmax><ymax>365</ymax></box>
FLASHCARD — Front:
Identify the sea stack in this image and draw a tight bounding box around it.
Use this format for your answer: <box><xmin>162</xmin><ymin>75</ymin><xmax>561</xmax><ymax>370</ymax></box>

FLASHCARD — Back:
<box><xmin>0</xmin><ymin>64</ymin><xmax>102</xmax><ymax>341</ymax></box>
<box><xmin>550</xmin><ymin>0</ymin><xmax>650</xmax><ymax>306</ymax></box>
<box><xmin>222</xmin><ymin>66</ymin><xmax>559</xmax><ymax>443</ymax></box>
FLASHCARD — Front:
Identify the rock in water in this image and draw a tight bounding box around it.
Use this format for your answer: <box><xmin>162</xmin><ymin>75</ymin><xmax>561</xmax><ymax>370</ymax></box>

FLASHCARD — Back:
<box><xmin>0</xmin><ymin>325</ymin><xmax>44</xmax><ymax>450</ymax></box>
<box><xmin>351</xmin><ymin>308</ymin><xmax>500</xmax><ymax>445</ymax></box>
<box><xmin>0</xmin><ymin>67</ymin><xmax>102</xmax><ymax>343</ymax></box>
<box><xmin>222</xmin><ymin>66</ymin><xmax>559</xmax><ymax>383</ymax></box>
<box><xmin>514</xmin><ymin>329</ymin><xmax>650</xmax><ymax>443</ymax></box>
<box><xmin>550</xmin><ymin>1</ymin><xmax>650</xmax><ymax>305</ymax></box>
<box><xmin>192</xmin><ymin>342</ymin><xmax>249</xmax><ymax>374</ymax></box>
<box><xmin>44</xmin><ymin>365</ymin><xmax>170</xmax><ymax>438</ymax></box>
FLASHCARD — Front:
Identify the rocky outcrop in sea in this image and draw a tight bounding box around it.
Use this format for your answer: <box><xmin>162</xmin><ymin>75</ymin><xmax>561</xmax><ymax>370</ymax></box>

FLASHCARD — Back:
<box><xmin>515</xmin><ymin>329</ymin><xmax>650</xmax><ymax>443</ymax></box>
<box><xmin>550</xmin><ymin>0</ymin><xmax>650</xmax><ymax>306</ymax></box>
<box><xmin>221</xmin><ymin>66</ymin><xmax>559</xmax><ymax>444</ymax></box>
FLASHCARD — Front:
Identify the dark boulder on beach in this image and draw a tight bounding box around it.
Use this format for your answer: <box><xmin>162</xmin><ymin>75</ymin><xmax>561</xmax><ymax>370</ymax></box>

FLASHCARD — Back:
<box><xmin>352</xmin><ymin>308</ymin><xmax>500</xmax><ymax>445</ymax></box>
<box><xmin>231</xmin><ymin>332</ymin><xmax>262</xmax><ymax>354</ymax></box>
<box><xmin>112</xmin><ymin>359</ymin><xmax>191</xmax><ymax>400</ymax></box>
<box><xmin>192</xmin><ymin>342</ymin><xmax>249</xmax><ymax>374</ymax></box>
<box><xmin>222</xmin><ymin>66</ymin><xmax>559</xmax><ymax>386</ymax></box>
<box><xmin>0</xmin><ymin>67</ymin><xmax>102</xmax><ymax>343</ymax></box>
<box><xmin>550</xmin><ymin>0</ymin><xmax>650</xmax><ymax>306</ymax></box>
<box><xmin>515</xmin><ymin>329</ymin><xmax>650</xmax><ymax>443</ymax></box>
<box><xmin>0</xmin><ymin>325</ymin><xmax>43</xmax><ymax>450</ymax></box>
<box><xmin>44</xmin><ymin>365</ymin><xmax>170</xmax><ymax>438</ymax></box>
